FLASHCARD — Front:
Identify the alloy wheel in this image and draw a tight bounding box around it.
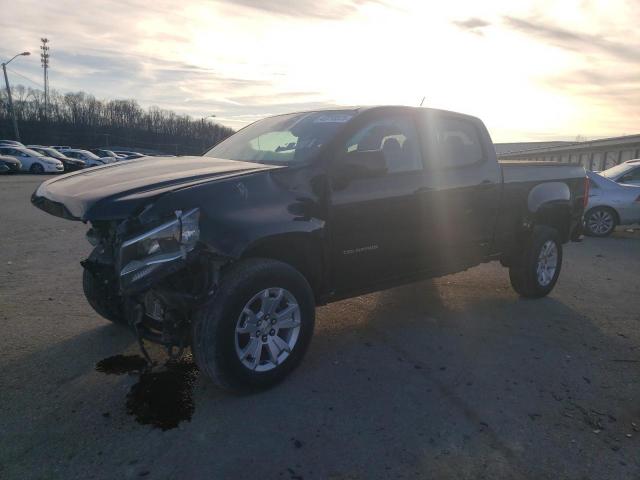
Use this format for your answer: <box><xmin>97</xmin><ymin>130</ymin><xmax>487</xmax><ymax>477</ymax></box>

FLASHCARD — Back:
<box><xmin>234</xmin><ymin>287</ymin><xmax>301</xmax><ymax>372</ymax></box>
<box><xmin>587</xmin><ymin>210</ymin><xmax>614</xmax><ymax>235</ymax></box>
<box><xmin>536</xmin><ymin>240</ymin><xmax>558</xmax><ymax>287</ymax></box>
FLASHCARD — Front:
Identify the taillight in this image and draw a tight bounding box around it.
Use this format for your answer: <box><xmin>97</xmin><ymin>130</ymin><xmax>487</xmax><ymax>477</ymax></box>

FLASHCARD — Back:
<box><xmin>583</xmin><ymin>176</ymin><xmax>590</xmax><ymax>208</ymax></box>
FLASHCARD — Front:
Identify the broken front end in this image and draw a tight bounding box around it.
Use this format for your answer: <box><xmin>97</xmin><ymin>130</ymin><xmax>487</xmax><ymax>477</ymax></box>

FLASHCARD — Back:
<box><xmin>82</xmin><ymin>208</ymin><xmax>220</xmax><ymax>360</ymax></box>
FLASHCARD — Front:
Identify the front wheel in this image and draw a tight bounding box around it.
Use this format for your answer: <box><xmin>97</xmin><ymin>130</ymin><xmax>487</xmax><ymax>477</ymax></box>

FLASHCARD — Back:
<box><xmin>192</xmin><ymin>258</ymin><xmax>315</xmax><ymax>392</ymax></box>
<box><xmin>509</xmin><ymin>226</ymin><xmax>563</xmax><ymax>298</ymax></box>
<box><xmin>30</xmin><ymin>163</ymin><xmax>44</xmax><ymax>174</ymax></box>
<box><xmin>83</xmin><ymin>263</ymin><xmax>126</xmax><ymax>325</ymax></box>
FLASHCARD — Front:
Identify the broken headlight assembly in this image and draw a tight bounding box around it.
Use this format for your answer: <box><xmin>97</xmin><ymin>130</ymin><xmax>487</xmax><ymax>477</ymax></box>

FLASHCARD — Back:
<box><xmin>118</xmin><ymin>208</ymin><xmax>200</xmax><ymax>289</ymax></box>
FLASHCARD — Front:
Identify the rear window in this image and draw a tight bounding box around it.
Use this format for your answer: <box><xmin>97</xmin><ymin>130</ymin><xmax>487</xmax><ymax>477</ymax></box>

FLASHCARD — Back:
<box><xmin>421</xmin><ymin>114</ymin><xmax>485</xmax><ymax>168</ymax></box>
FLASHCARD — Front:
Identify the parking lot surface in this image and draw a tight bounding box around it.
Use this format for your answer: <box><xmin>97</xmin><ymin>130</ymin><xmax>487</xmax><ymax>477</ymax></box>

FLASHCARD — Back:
<box><xmin>1</xmin><ymin>175</ymin><xmax>639</xmax><ymax>480</ymax></box>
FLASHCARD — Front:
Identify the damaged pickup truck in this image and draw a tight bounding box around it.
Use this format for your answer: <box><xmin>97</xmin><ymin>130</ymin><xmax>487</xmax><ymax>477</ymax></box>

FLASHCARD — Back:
<box><xmin>32</xmin><ymin>106</ymin><xmax>587</xmax><ymax>391</ymax></box>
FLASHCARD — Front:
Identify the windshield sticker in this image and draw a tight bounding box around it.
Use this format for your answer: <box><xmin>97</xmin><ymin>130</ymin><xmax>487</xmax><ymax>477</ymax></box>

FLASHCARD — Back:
<box><xmin>313</xmin><ymin>113</ymin><xmax>353</xmax><ymax>124</ymax></box>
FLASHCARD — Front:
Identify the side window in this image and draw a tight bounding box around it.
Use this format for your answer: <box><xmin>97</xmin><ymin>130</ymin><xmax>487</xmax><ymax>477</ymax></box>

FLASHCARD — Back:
<box><xmin>422</xmin><ymin>114</ymin><xmax>485</xmax><ymax>168</ymax></box>
<box><xmin>343</xmin><ymin>115</ymin><xmax>422</xmax><ymax>173</ymax></box>
<box><xmin>625</xmin><ymin>167</ymin><xmax>640</xmax><ymax>181</ymax></box>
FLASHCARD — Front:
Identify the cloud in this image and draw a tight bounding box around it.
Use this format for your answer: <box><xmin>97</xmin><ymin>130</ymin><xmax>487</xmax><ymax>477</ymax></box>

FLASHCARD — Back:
<box><xmin>452</xmin><ymin>17</ymin><xmax>491</xmax><ymax>36</ymax></box>
<box><xmin>503</xmin><ymin>13</ymin><xmax>640</xmax><ymax>129</ymax></box>
<box><xmin>503</xmin><ymin>16</ymin><xmax>640</xmax><ymax>63</ymax></box>
<box><xmin>213</xmin><ymin>0</ymin><xmax>390</xmax><ymax>20</ymax></box>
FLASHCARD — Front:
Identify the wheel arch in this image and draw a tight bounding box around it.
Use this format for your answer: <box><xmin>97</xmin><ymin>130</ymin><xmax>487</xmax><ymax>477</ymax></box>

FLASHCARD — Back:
<box><xmin>239</xmin><ymin>233</ymin><xmax>325</xmax><ymax>299</ymax></box>
<box><xmin>527</xmin><ymin>182</ymin><xmax>573</xmax><ymax>242</ymax></box>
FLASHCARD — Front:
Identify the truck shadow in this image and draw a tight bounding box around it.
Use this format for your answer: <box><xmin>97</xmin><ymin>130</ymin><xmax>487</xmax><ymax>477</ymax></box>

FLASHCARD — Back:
<box><xmin>4</xmin><ymin>272</ymin><xmax>639</xmax><ymax>479</ymax></box>
<box><xmin>182</xmin><ymin>274</ymin><xmax>639</xmax><ymax>478</ymax></box>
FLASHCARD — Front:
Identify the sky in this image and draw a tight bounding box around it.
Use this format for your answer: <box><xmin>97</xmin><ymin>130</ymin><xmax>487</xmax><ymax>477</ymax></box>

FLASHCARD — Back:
<box><xmin>1</xmin><ymin>0</ymin><xmax>639</xmax><ymax>142</ymax></box>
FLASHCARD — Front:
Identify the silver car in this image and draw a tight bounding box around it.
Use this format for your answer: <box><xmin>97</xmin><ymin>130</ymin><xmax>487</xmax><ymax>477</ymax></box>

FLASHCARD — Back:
<box><xmin>59</xmin><ymin>149</ymin><xmax>115</xmax><ymax>168</ymax></box>
<box><xmin>585</xmin><ymin>171</ymin><xmax>640</xmax><ymax>236</ymax></box>
<box><xmin>599</xmin><ymin>159</ymin><xmax>640</xmax><ymax>187</ymax></box>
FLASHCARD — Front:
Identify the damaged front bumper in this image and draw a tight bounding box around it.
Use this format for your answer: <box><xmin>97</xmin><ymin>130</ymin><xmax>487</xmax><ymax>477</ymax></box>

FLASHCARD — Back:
<box><xmin>81</xmin><ymin>207</ymin><xmax>218</xmax><ymax>359</ymax></box>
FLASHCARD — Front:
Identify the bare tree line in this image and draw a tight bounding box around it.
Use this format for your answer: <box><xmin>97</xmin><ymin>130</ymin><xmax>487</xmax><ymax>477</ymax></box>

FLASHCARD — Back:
<box><xmin>0</xmin><ymin>85</ymin><xmax>235</xmax><ymax>155</ymax></box>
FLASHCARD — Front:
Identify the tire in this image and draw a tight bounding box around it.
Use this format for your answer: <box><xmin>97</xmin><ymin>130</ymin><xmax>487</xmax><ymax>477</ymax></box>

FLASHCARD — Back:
<box><xmin>30</xmin><ymin>163</ymin><xmax>44</xmax><ymax>174</ymax></box>
<box><xmin>82</xmin><ymin>263</ymin><xmax>127</xmax><ymax>325</ymax></box>
<box><xmin>509</xmin><ymin>225</ymin><xmax>563</xmax><ymax>298</ymax></box>
<box><xmin>192</xmin><ymin>258</ymin><xmax>315</xmax><ymax>392</ymax></box>
<box><xmin>584</xmin><ymin>207</ymin><xmax>616</xmax><ymax>237</ymax></box>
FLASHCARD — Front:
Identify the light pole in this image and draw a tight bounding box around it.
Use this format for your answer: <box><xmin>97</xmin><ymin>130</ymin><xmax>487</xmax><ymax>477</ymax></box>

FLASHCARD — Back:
<box><xmin>2</xmin><ymin>51</ymin><xmax>31</xmax><ymax>141</ymax></box>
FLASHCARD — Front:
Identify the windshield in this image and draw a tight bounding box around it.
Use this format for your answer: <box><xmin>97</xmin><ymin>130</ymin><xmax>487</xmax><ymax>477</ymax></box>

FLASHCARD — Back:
<box><xmin>39</xmin><ymin>148</ymin><xmax>67</xmax><ymax>160</ymax></box>
<box><xmin>20</xmin><ymin>148</ymin><xmax>44</xmax><ymax>157</ymax></box>
<box><xmin>204</xmin><ymin>111</ymin><xmax>355</xmax><ymax>164</ymax></box>
<box><xmin>77</xmin><ymin>150</ymin><xmax>101</xmax><ymax>160</ymax></box>
<box><xmin>600</xmin><ymin>162</ymin><xmax>634</xmax><ymax>178</ymax></box>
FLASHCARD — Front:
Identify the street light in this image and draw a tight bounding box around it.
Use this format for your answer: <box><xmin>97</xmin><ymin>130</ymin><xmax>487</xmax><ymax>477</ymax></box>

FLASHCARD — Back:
<box><xmin>2</xmin><ymin>51</ymin><xmax>31</xmax><ymax>141</ymax></box>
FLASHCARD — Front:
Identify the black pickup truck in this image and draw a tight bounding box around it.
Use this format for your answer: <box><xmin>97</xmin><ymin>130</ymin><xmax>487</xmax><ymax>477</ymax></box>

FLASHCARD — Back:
<box><xmin>32</xmin><ymin>106</ymin><xmax>587</xmax><ymax>391</ymax></box>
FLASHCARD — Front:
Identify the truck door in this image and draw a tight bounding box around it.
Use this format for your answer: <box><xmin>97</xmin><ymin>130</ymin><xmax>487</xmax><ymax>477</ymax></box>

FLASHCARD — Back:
<box><xmin>415</xmin><ymin>111</ymin><xmax>502</xmax><ymax>269</ymax></box>
<box><xmin>328</xmin><ymin>109</ymin><xmax>427</xmax><ymax>295</ymax></box>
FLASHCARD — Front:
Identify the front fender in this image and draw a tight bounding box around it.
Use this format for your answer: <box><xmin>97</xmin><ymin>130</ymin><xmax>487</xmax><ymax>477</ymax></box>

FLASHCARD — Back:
<box><xmin>140</xmin><ymin>168</ymin><xmax>327</xmax><ymax>260</ymax></box>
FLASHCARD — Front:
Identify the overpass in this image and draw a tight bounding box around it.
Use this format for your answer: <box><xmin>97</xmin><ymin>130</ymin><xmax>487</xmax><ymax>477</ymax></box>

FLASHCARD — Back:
<box><xmin>495</xmin><ymin>134</ymin><xmax>640</xmax><ymax>171</ymax></box>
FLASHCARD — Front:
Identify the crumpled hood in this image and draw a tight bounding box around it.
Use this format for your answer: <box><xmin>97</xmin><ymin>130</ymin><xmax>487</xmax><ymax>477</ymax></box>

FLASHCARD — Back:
<box><xmin>32</xmin><ymin>155</ymin><xmax>280</xmax><ymax>221</ymax></box>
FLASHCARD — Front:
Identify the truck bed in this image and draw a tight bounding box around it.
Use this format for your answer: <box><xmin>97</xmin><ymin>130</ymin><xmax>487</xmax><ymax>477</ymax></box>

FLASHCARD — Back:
<box><xmin>499</xmin><ymin>161</ymin><xmax>586</xmax><ymax>183</ymax></box>
<box><xmin>491</xmin><ymin>160</ymin><xmax>586</xmax><ymax>256</ymax></box>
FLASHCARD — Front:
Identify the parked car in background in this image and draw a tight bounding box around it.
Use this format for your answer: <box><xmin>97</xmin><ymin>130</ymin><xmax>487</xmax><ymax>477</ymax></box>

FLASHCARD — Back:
<box><xmin>32</xmin><ymin>106</ymin><xmax>587</xmax><ymax>392</ymax></box>
<box><xmin>599</xmin><ymin>159</ymin><xmax>640</xmax><ymax>187</ymax></box>
<box><xmin>584</xmin><ymin>171</ymin><xmax>640</xmax><ymax>236</ymax></box>
<box><xmin>89</xmin><ymin>148</ymin><xmax>124</xmax><ymax>160</ymax></box>
<box><xmin>0</xmin><ymin>146</ymin><xmax>63</xmax><ymax>173</ymax></box>
<box><xmin>50</xmin><ymin>145</ymin><xmax>72</xmax><ymax>151</ymax></box>
<box><xmin>28</xmin><ymin>146</ymin><xmax>85</xmax><ymax>172</ymax></box>
<box><xmin>60</xmin><ymin>149</ymin><xmax>114</xmax><ymax>167</ymax></box>
<box><xmin>0</xmin><ymin>140</ymin><xmax>25</xmax><ymax>147</ymax></box>
<box><xmin>0</xmin><ymin>154</ymin><xmax>21</xmax><ymax>174</ymax></box>
<box><xmin>112</xmin><ymin>150</ymin><xmax>146</xmax><ymax>160</ymax></box>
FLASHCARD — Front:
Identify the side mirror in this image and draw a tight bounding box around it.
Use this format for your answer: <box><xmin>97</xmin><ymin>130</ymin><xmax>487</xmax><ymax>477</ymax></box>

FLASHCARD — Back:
<box><xmin>336</xmin><ymin>149</ymin><xmax>388</xmax><ymax>182</ymax></box>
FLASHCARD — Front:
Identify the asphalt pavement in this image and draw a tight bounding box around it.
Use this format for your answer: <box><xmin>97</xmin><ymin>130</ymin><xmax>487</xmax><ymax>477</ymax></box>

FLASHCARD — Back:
<box><xmin>1</xmin><ymin>175</ymin><xmax>639</xmax><ymax>480</ymax></box>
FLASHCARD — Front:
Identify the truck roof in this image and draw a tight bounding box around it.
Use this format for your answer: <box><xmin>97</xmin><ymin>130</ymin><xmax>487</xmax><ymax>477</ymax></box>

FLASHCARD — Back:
<box><xmin>271</xmin><ymin>105</ymin><xmax>482</xmax><ymax>123</ymax></box>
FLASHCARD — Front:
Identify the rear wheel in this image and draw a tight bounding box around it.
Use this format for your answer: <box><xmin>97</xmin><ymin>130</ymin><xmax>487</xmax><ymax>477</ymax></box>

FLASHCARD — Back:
<box><xmin>509</xmin><ymin>226</ymin><xmax>563</xmax><ymax>298</ymax></box>
<box><xmin>30</xmin><ymin>163</ymin><xmax>44</xmax><ymax>174</ymax></box>
<box><xmin>192</xmin><ymin>258</ymin><xmax>315</xmax><ymax>392</ymax></box>
<box><xmin>584</xmin><ymin>207</ymin><xmax>616</xmax><ymax>237</ymax></box>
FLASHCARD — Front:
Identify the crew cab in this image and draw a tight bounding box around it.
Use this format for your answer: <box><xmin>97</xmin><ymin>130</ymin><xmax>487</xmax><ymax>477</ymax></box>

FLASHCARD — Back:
<box><xmin>32</xmin><ymin>106</ymin><xmax>587</xmax><ymax>391</ymax></box>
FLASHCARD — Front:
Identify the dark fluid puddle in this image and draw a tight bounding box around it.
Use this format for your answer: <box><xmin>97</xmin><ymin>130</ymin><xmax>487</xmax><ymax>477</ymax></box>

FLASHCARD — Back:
<box><xmin>126</xmin><ymin>358</ymin><xmax>199</xmax><ymax>431</ymax></box>
<box><xmin>96</xmin><ymin>355</ymin><xmax>199</xmax><ymax>431</ymax></box>
<box><xmin>95</xmin><ymin>354</ymin><xmax>147</xmax><ymax>375</ymax></box>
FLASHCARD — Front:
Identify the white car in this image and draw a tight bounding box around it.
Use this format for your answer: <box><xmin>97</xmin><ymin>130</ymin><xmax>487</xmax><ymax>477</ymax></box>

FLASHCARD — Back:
<box><xmin>599</xmin><ymin>159</ymin><xmax>640</xmax><ymax>187</ymax></box>
<box><xmin>60</xmin><ymin>149</ymin><xmax>115</xmax><ymax>168</ymax></box>
<box><xmin>0</xmin><ymin>146</ymin><xmax>63</xmax><ymax>173</ymax></box>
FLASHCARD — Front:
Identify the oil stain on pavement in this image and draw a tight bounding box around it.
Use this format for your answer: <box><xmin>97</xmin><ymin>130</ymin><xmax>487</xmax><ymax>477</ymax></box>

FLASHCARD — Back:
<box><xmin>96</xmin><ymin>354</ymin><xmax>147</xmax><ymax>374</ymax></box>
<box><xmin>96</xmin><ymin>354</ymin><xmax>199</xmax><ymax>430</ymax></box>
